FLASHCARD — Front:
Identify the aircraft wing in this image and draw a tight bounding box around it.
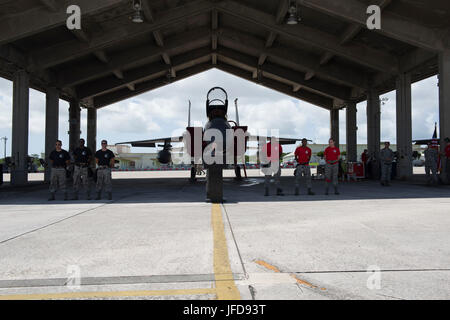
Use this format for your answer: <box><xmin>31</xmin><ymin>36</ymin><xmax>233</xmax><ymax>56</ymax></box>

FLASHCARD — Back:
<box><xmin>412</xmin><ymin>138</ymin><xmax>440</xmax><ymax>145</ymax></box>
<box><xmin>248</xmin><ymin>135</ymin><xmax>311</xmax><ymax>145</ymax></box>
<box><xmin>116</xmin><ymin>136</ymin><xmax>183</xmax><ymax>148</ymax></box>
<box><xmin>117</xmin><ymin>135</ymin><xmax>310</xmax><ymax>147</ymax></box>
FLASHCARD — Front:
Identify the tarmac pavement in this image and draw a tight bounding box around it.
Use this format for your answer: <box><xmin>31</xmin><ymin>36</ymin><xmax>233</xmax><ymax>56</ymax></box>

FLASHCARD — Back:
<box><xmin>0</xmin><ymin>170</ymin><xmax>449</xmax><ymax>300</ymax></box>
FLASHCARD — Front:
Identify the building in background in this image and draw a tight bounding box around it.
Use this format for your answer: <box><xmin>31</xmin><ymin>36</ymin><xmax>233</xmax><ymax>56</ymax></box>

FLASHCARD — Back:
<box><xmin>108</xmin><ymin>145</ymin><xmax>159</xmax><ymax>170</ymax></box>
<box><xmin>108</xmin><ymin>145</ymin><xmax>185</xmax><ymax>170</ymax></box>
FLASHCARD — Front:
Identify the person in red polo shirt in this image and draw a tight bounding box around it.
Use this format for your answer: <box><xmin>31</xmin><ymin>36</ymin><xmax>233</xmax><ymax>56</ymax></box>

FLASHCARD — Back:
<box><xmin>261</xmin><ymin>137</ymin><xmax>284</xmax><ymax>196</ymax></box>
<box><xmin>444</xmin><ymin>138</ymin><xmax>450</xmax><ymax>184</ymax></box>
<box><xmin>294</xmin><ymin>138</ymin><xmax>314</xmax><ymax>195</ymax></box>
<box><xmin>361</xmin><ymin>149</ymin><xmax>369</xmax><ymax>179</ymax></box>
<box><xmin>324</xmin><ymin>138</ymin><xmax>340</xmax><ymax>195</ymax></box>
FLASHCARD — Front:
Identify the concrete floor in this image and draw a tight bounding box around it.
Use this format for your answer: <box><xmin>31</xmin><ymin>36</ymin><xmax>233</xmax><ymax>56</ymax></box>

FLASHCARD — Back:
<box><xmin>0</xmin><ymin>170</ymin><xmax>449</xmax><ymax>300</ymax></box>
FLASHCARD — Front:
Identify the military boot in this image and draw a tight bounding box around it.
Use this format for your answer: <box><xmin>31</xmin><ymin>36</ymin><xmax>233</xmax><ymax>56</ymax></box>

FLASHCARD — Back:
<box><xmin>307</xmin><ymin>188</ymin><xmax>315</xmax><ymax>195</ymax></box>
<box><xmin>95</xmin><ymin>192</ymin><xmax>101</xmax><ymax>200</ymax></box>
<box><xmin>264</xmin><ymin>187</ymin><xmax>269</xmax><ymax>196</ymax></box>
<box><xmin>107</xmin><ymin>192</ymin><xmax>112</xmax><ymax>200</ymax></box>
<box><xmin>48</xmin><ymin>193</ymin><xmax>55</xmax><ymax>201</ymax></box>
<box><xmin>294</xmin><ymin>187</ymin><xmax>299</xmax><ymax>196</ymax></box>
<box><xmin>276</xmin><ymin>188</ymin><xmax>284</xmax><ymax>196</ymax></box>
<box><xmin>64</xmin><ymin>193</ymin><xmax>68</xmax><ymax>201</ymax></box>
<box><xmin>334</xmin><ymin>186</ymin><xmax>340</xmax><ymax>195</ymax></box>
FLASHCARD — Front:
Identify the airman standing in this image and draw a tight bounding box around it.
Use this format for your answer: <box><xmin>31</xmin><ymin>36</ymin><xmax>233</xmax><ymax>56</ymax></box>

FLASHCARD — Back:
<box><xmin>380</xmin><ymin>141</ymin><xmax>394</xmax><ymax>186</ymax></box>
<box><xmin>261</xmin><ymin>137</ymin><xmax>283</xmax><ymax>196</ymax></box>
<box><xmin>324</xmin><ymin>138</ymin><xmax>340</xmax><ymax>195</ymax></box>
<box><xmin>444</xmin><ymin>138</ymin><xmax>450</xmax><ymax>184</ymax></box>
<box><xmin>72</xmin><ymin>138</ymin><xmax>92</xmax><ymax>200</ymax></box>
<box><xmin>48</xmin><ymin>140</ymin><xmax>70</xmax><ymax>201</ymax></box>
<box><xmin>424</xmin><ymin>142</ymin><xmax>439</xmax><ymax>185</ymax></box>
<box><xmin>95</xmin><ymin>140</ymin><xmax>115</xmax><ymax>200</ymax></box>
<box><xmin>294</xmin><ymin>138</ymin><xmax>314</xmax><ymax>195</ymax></box>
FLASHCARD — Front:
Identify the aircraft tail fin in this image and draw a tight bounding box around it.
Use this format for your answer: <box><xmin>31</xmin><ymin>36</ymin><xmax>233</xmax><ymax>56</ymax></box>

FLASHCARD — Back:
<box><xmin>188</xmin><ymin>100</ymin><xmax>191</xmax><ymax>127</ymax></box>
<box><xmin>234</xmin><ymin>98</ymin><xmax>240</xmax><ymax>126</ymax></box>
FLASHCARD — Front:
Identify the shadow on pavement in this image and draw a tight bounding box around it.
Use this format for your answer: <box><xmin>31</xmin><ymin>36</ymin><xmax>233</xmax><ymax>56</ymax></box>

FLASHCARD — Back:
<box><xmin>0</xmin><ymin>175</ymin><xmax>449</xmax><ymax>205</ymax></box>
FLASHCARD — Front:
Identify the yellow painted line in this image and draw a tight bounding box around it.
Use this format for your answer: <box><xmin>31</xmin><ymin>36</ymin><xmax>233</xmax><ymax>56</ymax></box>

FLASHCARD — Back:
<box><xmin>255</xmin><ymin>259</ymin><xmax>325</xmax><ymax>290</ymax></box>
<box><xmin>1</xmin><ymin>203</ymin><xmax>241</xmax><ymax>300</ymax></box>
<box><xmin>0</xmin><ymin>288</ymin><xmax>216</xmax><ymax>300</ymax></box>
<box><xmin>211</xmin><ymin>204</ymin><xmax>241</xmax><ymax>300</ymax></box>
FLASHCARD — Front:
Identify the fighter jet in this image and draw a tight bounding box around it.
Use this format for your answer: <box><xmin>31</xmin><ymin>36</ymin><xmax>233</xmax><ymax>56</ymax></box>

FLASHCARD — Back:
<box><xmin>116</xmin><ymin>88</ymin><xmax>307</xmax><ymax>202</ymax></box>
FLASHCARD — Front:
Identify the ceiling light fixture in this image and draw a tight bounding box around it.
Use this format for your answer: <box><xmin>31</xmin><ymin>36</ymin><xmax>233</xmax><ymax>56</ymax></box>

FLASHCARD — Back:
<box><xmin>132</xmin><ymin>0</ymin><xmax>144</xmax><ymax>23</ymax></box>
<box><xmin>287</xmin><ymin>0</ymin><xmax>301</xmax><ymax>25</ymax></box>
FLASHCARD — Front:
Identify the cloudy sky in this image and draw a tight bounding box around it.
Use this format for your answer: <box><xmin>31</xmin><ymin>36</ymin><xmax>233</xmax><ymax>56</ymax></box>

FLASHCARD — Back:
<box><xmin>0</xmin><ymin>69</ymin><xmax>440</xmax><ymax>157</ymax></box>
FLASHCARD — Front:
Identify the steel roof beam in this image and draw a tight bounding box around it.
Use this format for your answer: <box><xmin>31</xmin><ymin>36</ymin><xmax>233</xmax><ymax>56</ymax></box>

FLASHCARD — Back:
<box><xmin>58</xmin><ymin>28</ymin><xmax>211</xmax><ymax>88</ymax></box>
<box><xmin>219</xmin><ymin>27</ymin><xmax>368</xmax><ymax>89</ymax></box>
<box><xmin>257</xmin><ymin>0</ymin><xmax>290</xmax><ymax>67</ymax></box>
<box><xmin>77</xmin><ymin>47</ymin><xmax>211</xmax><ymax>99</ymax></box>
<box><xmin>216</xmin><ymin>46</ymin><xmax>351</xmax><ymax>100</ymax></box>
<box><xmin>215</xmin><ymin>62</ymin><xmax>333</xmax><ymax>110</ymax></box>
<box><xmin>300</xmin><ymin>0</ymin><xmax>446</xmax><ymax>52</ymax></box>
<box><xmin>93</xmin><ymin>63</ymin><xmax>213</xmax><ymax>108</ymax></box>
<box><xmin>216</xmin><ymin>0</ymin><xmax>399</xmax><ymax>73</ymax></box>
<box><xmin>0</xmin><ymin>0</ymin><xmax>126</xmax><ymax>45</ymax></box>
<box><xmin>29</xmin><ymin>0</ymin><xmax>214</xmax><ymax>70</ymax></box>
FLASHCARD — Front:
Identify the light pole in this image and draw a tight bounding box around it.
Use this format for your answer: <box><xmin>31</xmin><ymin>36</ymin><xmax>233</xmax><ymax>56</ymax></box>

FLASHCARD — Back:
<box><xmin>1</xmin><ymin>136</ymin><xmax>7</xmax><ymax>161</ymax></box>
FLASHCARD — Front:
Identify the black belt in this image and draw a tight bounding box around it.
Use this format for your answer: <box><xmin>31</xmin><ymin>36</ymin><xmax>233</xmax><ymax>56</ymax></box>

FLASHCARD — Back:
<box><xmin>98</xmin><ymin>165</ymin><xmax>110</xmax><ymax>169</ymax></box>
<box><xmin>326</xmin><ymin>161</ymin><xmax>338</xmax><ymax>165</ymax></box>
<box><xmin>52</xmin><ymin>166</ymin><xmax>65</xmax><ymax>169</ymax></box>
<box><xmin>297</xmin><ymin>162</ymin><xmax>309</xmax><ymax>166</ymax></box>
<box><xmin>75</xmin><ymin>163</ymin><xmax>89</xmax><ymax>167</ymax></box>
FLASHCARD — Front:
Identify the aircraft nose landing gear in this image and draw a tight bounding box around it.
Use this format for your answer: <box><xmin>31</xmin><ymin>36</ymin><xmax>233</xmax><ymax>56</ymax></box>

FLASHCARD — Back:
<box><xmin>204</xmin><ymin>87</ymin><xmax>230</xmax><ymax>203</ymax></box>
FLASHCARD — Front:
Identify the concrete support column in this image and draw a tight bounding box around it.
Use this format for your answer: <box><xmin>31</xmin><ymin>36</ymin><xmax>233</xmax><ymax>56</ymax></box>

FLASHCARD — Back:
<box><xmin>87</xmin><ymin>108</ymin><xmax>97</xmax><ymax>160</ymax></box>
<box><xmin>346</xmin><ymin>102</ymin><xmax>357</xmax><ymax>162</ymax></box>
<box><xmin>11</xmin><ymin>70</ymin><xmax>29</xmax><ymax>186</ymax></box>
<box><xmin>330</xmin><ymin>108</ymin><xmax>339</xmax><ymax>147</ymax></box>
<box><xmin>44</xmin><ymin>87</ymin><xmax>59</xmax><ymax>182</ymax></box>
<box><xmin>396</xmin><ymin>73</ymin><xmax>413</xmax><ymax>180</ymax></box>
<box><xmin>69</xmin><ymin>100</ymin><xmax>81</xmax><ymax>154</ymax></box>
<box><xmin>367</xmin><ymin>89</ymin><xmax>381</xmax><ymax>161</ymax></box>
<box><xmin>439</xmin><ymin>50</ymin><xmax>450</xmax><ymax>182</ymax></box>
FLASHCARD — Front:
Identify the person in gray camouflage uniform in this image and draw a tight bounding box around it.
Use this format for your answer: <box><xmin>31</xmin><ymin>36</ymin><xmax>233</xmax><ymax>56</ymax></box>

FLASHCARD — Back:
<box><xmin>294</xmin><ymin>138</ymin><xmax>314</xmax><ymax>195</ymax></box>
<box><xmin>72</xmin><ymin>138</ymin><xmax>92</xmax><ymax>200</ymax></box>
<box><xmin>261</xmin><ymin>137</ymin><xmax>284</xmax><ymax>196</ymax></box>
<box><xmin>424</xmin><ymin>142</ymin><xmax>439</xmax><ymax>185</ymax></box>
<box><xmin>48</xmin><ymin>140</ymin><xmax>71</xmax><ymax>201</ymax></box>
<box><xmin>380</xmin><ymin>141</ymin><xmax>394</xmax><ymax>186</ymax></box>
<box><xmin>95</xmin><ymin>140</ymin><xmax>115</xmax><ymax>200</ymax></box>
<box><xmin>324</xmin><ymin>138</ymin><xmax>341</xmax><ymax>195</ymax></box>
